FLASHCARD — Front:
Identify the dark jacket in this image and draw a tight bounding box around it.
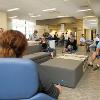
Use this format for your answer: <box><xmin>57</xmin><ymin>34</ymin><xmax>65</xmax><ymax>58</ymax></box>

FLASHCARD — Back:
<box><xmin>66</xmin><ymin>38</ymin><xmax>77</xmax><ymax>50</ymax></box>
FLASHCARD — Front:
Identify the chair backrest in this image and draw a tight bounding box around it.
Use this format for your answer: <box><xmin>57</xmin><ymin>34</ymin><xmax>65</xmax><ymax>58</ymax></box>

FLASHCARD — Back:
<box><xmin>0</xmin><ymin>58</ymin><xmax>39</xmax><ymax>100</ymax></box>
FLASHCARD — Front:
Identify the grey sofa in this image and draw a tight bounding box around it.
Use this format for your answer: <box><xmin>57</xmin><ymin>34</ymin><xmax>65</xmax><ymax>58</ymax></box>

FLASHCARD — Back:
<box><xmin>23</xmin><ymin>44</ymin><xmax>51</xmax><ymax>64</ymax></box>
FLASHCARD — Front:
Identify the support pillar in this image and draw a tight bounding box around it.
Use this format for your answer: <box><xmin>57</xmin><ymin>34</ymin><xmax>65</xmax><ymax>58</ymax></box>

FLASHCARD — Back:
<box><xmin>97</xmin><ymin>17</ymin><xmax>100</xmax><ymax>34</ymax></box>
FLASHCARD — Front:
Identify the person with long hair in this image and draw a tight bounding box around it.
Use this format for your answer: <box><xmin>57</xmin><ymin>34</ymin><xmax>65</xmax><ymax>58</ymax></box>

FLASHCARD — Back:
<box><xmin>0</xmin><ymin>30</ymin><xmax>27</xmax><ymax>57</ymax></box>
<box><xmin>0</xmin><ymin>30</ymin><xmax>62</xmax><ymax>99</ymax></box>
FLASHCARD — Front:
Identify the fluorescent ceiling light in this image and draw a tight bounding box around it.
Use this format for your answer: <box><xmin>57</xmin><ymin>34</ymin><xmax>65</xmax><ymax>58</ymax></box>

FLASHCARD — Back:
<box><xmin>42</xmin><ymin>8</ymin><xmax>56</xmax><ymax>12</ymax></box>
<box><xmin>28</xmin><ymin>13</ymin><xmax>33</xmax><ymax>16</ymax></box>
<box><xmin>30</xmin><ymin>15</ymin><xmax>41</xmax><ymax>18</ymax></box>
<box><xmin>9</xmin><ymin>16</ymin><xmax>18</xmax><ymax>19</ymax></box>
<box><xmin>90</xmin><ymin>23</ymin><xmax>97</xmax><ymax>24</ymax></box>
<box><xmin>83</xmin><ymin>16</ymin><xmax>95</xmax><ymax>18</ymax></box>
<box><xmin>89</xmin><ymin>20</ymin><xmax>97</xmax><ymax>21</ymax></box>
<box><xmin>58</xmin><ymin>16</ymin><xmax>67</xmax><ymax>18</ymax></box>
<box><xmin>7</xmin><ymin>8</ymin><xmax>19</xmax><ymax>12</ymax></box>
<box><xmin>77</xmin><ymin>9</ymin><xmax>92</xmax><ymax>12</ymax></box>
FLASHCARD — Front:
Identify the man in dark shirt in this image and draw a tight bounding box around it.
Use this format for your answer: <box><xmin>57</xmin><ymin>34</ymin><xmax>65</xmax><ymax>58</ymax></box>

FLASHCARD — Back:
<box><xmin>62</xmin><ymin>34</ymin><xmax>77</xmax><ymax>53</ymax></box>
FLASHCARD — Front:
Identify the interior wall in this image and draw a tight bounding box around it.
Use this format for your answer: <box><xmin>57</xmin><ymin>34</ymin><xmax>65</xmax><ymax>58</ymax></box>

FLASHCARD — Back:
<box><xmin>36</xmin><ymin>18</ymin><xmax>83</xmax><ymax>44</ymax></box>
<box><xmin>0</xmin><ymin>12</ymin><xmax>8</xmax><ymax>29</ymax></box>
<box><xmin>36</xmin><ymin>17</ymin><xmax>76</xmax><ymax>25</ymax></box>
<box><xmin>76</xmin><ymin>19</ymin><xmax>83</xmax><ymax>44</ymax></box>
<box><xmin>35</xmin><ymin>25</ymin><xmax>45</xmax><ymax>36</ymax></box>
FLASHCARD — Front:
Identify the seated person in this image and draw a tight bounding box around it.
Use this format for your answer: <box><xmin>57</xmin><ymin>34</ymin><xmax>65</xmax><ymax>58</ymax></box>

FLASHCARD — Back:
<box><xmin>30</xmin><ymin>30</ymin><xmax>40</xmax><ymax>41</ymax></box>
<box><xmin>95</xmin><ymin>34</ymin><xmax>100</xmax><ymax>46</ymax></box>
<box><xmin>88</xmin><ymin>41</ymin><xmax>100</xmax><ymax>71</ymax></box>
<box><xmin>89</xmin><ymin>34</ymin><xmax>100</xmax><ymax>52</ymax></box>
<box><xmin>80</xmin><ymin>34</ymin><xmax>85</xmax><ymax>46</ymax></box>
<box><xmin>63</xmin><ymin>35</ymin><xmax>77</xmax><ymax>53</ymax></box>
<box><xmin>47</xmin><ymin>34</ymin><xmax>54</xmax><ymax>40</ymax></box>
<box><xmin>0</xmin><ymin>30</ymin><xmax>62</xmax><ymax>99</ymax></box>
<box><xmin>40</xmin><ymin>36</ymin><xmax>54</xmax><ymax>58</ymax></box>
<box><xmin>94</xmin><ymin>56</ymin><xmax>100</xmax><ymax>70</ymax></box>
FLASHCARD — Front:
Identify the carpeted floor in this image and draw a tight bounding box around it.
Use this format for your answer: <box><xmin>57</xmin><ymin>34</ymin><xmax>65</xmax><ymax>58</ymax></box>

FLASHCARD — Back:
<box><xmin>59</xmin><ymin>69</ymin><xmax>100</xmax><ymax>100</ymax></box>
<box><xmin>56</xmin><ymin>46</ymin><xmax>100</xmax><ymax>100</ymax></box>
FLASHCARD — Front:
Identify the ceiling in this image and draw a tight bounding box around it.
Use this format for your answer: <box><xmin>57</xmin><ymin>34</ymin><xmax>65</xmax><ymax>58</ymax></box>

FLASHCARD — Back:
<box><xmin>0</xmin><ymin>0</ymin><xmax>99</xmax><ymax>21</ymax></box>
<box><xmin>89</xmin><ymin>0</ymin><xmax>100</xmax><ymax>16</ymax></box>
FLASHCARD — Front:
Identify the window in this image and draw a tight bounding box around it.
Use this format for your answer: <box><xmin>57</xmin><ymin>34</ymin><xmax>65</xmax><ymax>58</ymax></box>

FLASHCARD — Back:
<box><xmin>12</xmin><ymin>19</ymin><xmax>35</xmax><ymax>39</ymax></box>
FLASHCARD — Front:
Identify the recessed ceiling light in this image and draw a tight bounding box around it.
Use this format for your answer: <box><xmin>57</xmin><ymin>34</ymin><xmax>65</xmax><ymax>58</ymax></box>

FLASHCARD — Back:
<box><xmin>42</xmin><ymin>8</ymin><xmax>56</xmax><ymax>12</ymax></box>
<box><xmin>7</xmin><ymin>8</ymin><xmax>19</xmax><ymax>12</ymax></box>
<box><xmin>9</xmin><ymin>16</ymin><xmax>18</xmax><ymax>19</ymax></box>
<box><xmin>28</xmin><ymin>13</ymin><xmax>33</xmax><ymax>16</ymax></box>
<box><xmin>30</xmin><ymin>15</ymin><xmax>41</xmax><ymax>18</ymax></box>
<box><xmin>77</xmin><ymin>9</ymin><xmax>92</xmax><ymax>12</ymax></box>
<box><xmin>64</xmin><ymin>0</ymin><xmax>69</xmax><ymax>1</ymax></box>
<box><xmin>89</xmin><ymin>20</ymin><xmax>97</xmax><ymax>21</ymax></box>
<box><xmin>58</xmin><ymin>16</ymin><xmax>67</xmax><ymax>18</ymax></box>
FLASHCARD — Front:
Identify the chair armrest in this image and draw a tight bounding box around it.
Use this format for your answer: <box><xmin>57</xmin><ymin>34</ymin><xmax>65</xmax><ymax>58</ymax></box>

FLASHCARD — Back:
<box><xmin>21</xmin><ymin>93</ymin><xmax>56</xmax><ymax>100</ymax></box>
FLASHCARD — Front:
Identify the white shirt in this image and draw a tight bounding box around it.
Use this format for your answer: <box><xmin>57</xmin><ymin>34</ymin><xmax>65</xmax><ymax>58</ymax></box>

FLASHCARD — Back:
<box><xmin>80</xmin><ymin>37</ymin><xmax>85</xmax><ymax>43</ymax></box>
<box><xmin>64</xmin><ymin>34</ymin><xmax>68</xmax><ymax>40</ymax></box>
<box><xmin>94</xmin><ymin>37</ymin><xmax>100</xmax><ymax>42</ymax></box>
<box><xmin>31</xmin><ymin>33</ymin><xmax>39</xmax><ymax>41</ymax></box>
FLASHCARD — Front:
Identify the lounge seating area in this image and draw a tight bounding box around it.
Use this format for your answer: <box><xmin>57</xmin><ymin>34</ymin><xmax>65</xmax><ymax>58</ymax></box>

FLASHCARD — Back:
<box><xmin>22</xmin><ymin>40</ymin><xmax>88</xmax><ymax>88</ymax></box>
<box><xmin>0</xmin><ymin>0</ymin><xmax>100</xmax><ymax>99</ymax></box>
<box><xmin>23</xmin><ymin>44</ymin><xmax>51</xmax><ymax>63</ymax></box>
<box><xmin>23</xmin><ymin>41</ymin><xmax>57</xmax><ymax>63</ymax></box>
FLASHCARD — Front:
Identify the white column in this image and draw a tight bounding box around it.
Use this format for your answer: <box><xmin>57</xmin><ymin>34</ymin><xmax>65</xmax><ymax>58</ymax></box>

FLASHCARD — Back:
<box><xmin>0</xmin><ymin>12</ymin><xmax>7</xmax><ymax>29</ymax></box>
<box><xmin>97</xmin><ymin>17</ymin><xmax>100</xmax><ymax>34</ymax></box>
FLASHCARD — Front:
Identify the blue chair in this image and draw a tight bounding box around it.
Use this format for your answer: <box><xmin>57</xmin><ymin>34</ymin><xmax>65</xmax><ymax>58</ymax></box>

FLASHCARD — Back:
<box><xmin>0</xmin><ymin>58</ymin><xmax>55</xmax><ymax>100</ymax></box>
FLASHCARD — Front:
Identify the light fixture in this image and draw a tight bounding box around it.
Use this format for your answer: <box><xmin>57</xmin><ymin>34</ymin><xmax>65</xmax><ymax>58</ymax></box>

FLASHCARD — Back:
<box><xmin>57</xmin><ymin>16</ymin><xmax>67</xmax><ymax>18</ymax></box>
<box><xmin>83</xmin><ymin>16</ymin><xmax>95</xmax><ymax>18</ymax></box>
<box><xmin>28</xmin><ymin>13</ymin><xmax>33</xmax><ymax>16</ymax></box>
<box><xmin>7</xmin><ymin>8</ymin><xmax>19</xmax><ymax>12</ymax></box>
<box><xmin>30</xmin><ymin>15</ymin><xmax>41</xmax><ymax>18</ymax></box>
<box><xmin>9</xmin><ymin>16</ymin><xmax>18</xmax><ymax>19</ymax></box>
<box><xmin>90</xmin><ymin>23</ymin><xmax>97</xmax><ymax>24</ymax></box>
<box><xmin>42</xmin><ymin>8</ymin><xmax>56</xmax><ymax>12</ymax></box>
<box><xmin>89</xmin><ymin>20</ymin><xmax>97</xmax><ymax>21</ymax></box>
<box><xmin>64</xmin><ymin>0</ymin><xmax>69</xmax><ymax>1</ymax></box>
<box><xmin>77</xmin><ymin>9</ymin><xmax>92</xmax><ymax>12</ymax></box>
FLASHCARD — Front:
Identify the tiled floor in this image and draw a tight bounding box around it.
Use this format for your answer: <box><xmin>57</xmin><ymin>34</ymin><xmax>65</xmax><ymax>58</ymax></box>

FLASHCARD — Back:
<box><xmin>56</xmin><ymin>46</ymin><xmax>100</xmax><ymax>100</ymax></box>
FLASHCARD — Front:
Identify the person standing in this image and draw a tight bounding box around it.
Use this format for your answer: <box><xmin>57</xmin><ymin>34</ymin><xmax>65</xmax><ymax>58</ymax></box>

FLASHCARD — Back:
<box><xmin>94</xmin><ymin>34</ymin><xmax>100</xmax><ymax>46</ymax></box>
<box><xmin>54</xmin><ymin>32</ymin><xmax>59</xmax><ymax>45</ymax></box>
<box><xmin>64</xmin><ymin>32</ymin><xmax>69</xmax><ymax>46</ymax></box>
<box><xmin>60</xmin><ymin>33</ymin><xmax>65</xmax><ymax>46</ymax></box>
